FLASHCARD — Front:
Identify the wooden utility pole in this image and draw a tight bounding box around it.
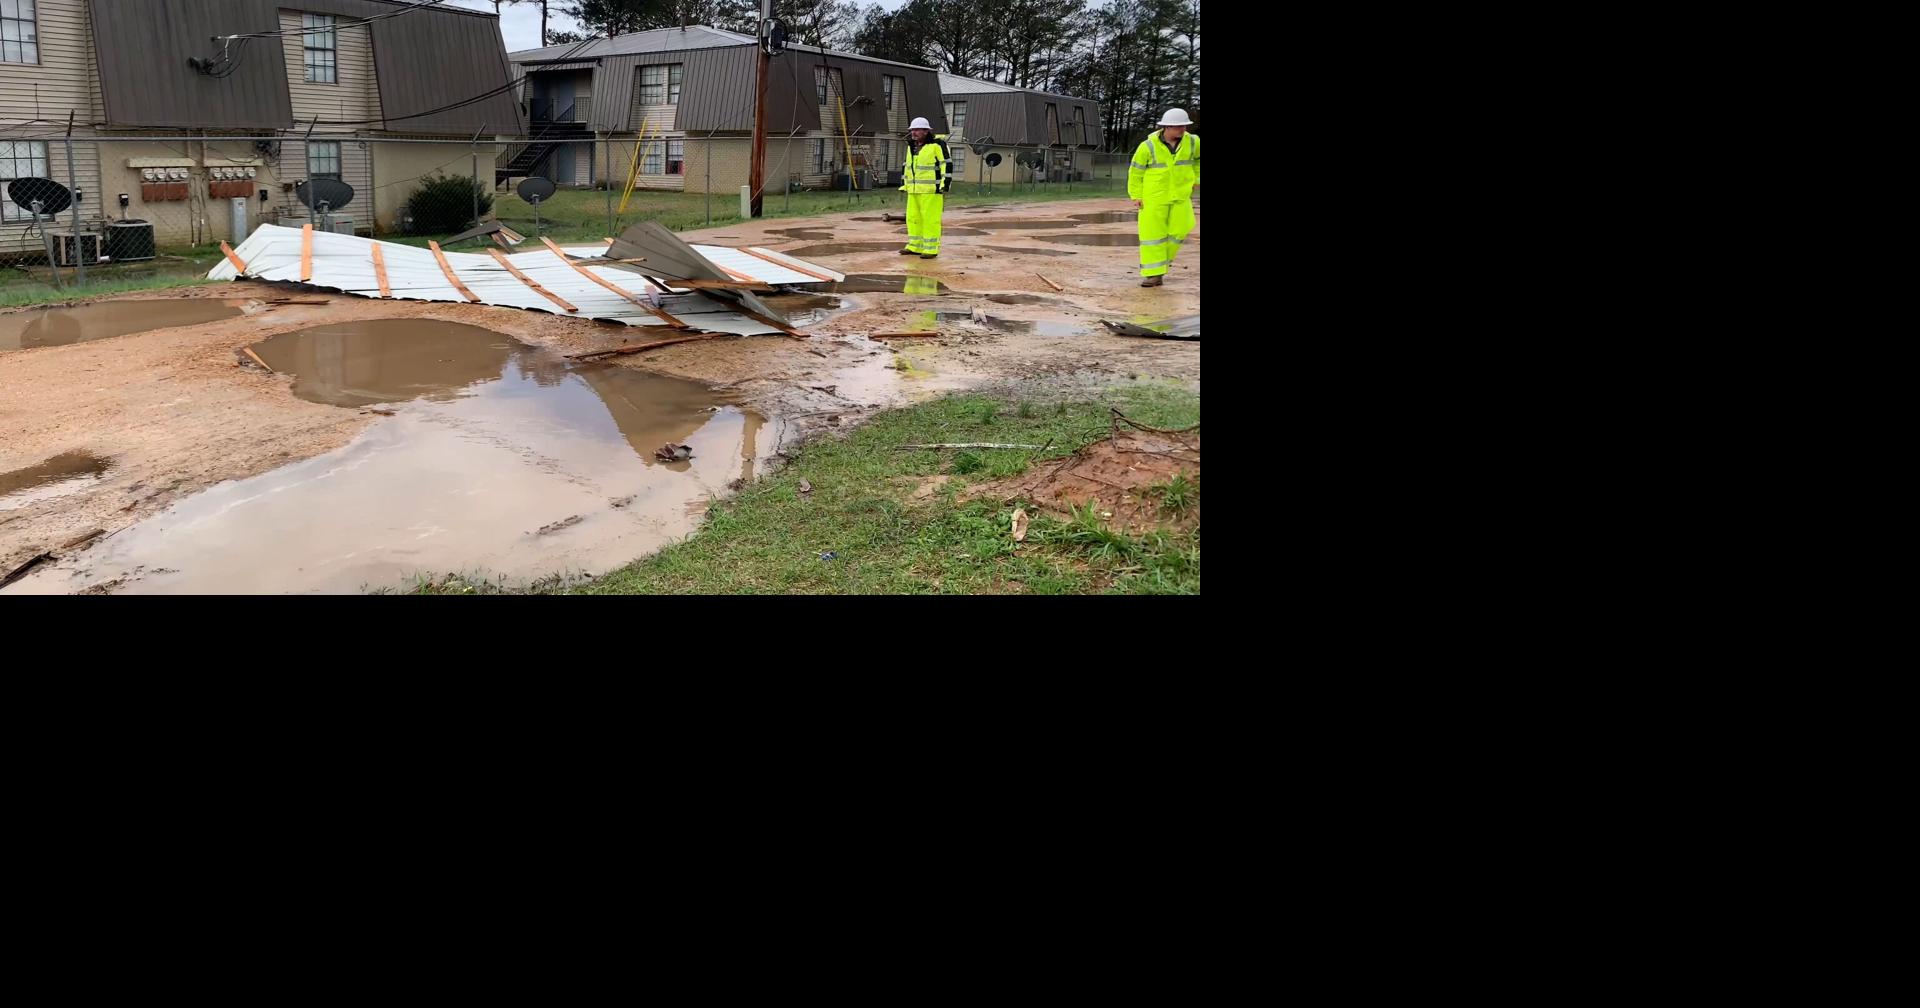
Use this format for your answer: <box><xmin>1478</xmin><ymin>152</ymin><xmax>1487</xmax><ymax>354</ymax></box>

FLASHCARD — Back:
<box><xmin>749</xmin><ymin>0</ymin><xmax>773</xmax><ymax>218</ymax></box>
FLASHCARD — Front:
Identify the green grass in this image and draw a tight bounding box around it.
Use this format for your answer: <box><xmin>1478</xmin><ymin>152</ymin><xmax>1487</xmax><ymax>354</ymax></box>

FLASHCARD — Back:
<box><xmin>0</xmin><ymin>243</ymin><xmax>228</xmax><ymax>308</ymax></box>
<box><xmin>562</xmin><ymin>385</ymin><xmax>1199</xmax><ymax>595</ymax></box>
<box><xmin>397</xmin><ymin>179</ymin><xmax>1129</xmax><ymax>247</ymax></box>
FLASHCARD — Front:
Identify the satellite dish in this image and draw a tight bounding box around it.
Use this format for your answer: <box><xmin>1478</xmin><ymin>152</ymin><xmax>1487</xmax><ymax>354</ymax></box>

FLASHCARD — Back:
<box><xmin>984</xmin><ymin>152</ymin><xmax>1002</xmax><ymax>168</ymax></box>
<box><xmin>968</xmin><ymin>135</ymin><xmax>994</xmax><ymax>155</ymax></box>
<box><xmin>517</xmin><ymin>176</ymin><xmax>557</xmax><ymax>203</ymax></box>
<box><xmin>296</xmin><ymin>178</ymin><xmax>355</xmax><ymax>211</ymax></box>
<box><xmin>7</xmin><ymin>177</ymin><xmax>72</xmax><ymax>215</ymax></box>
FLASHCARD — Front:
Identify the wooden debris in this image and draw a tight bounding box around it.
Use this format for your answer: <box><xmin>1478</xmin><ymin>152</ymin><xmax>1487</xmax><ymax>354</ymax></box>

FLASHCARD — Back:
<box><xmin>242</xmin><ymin>347</ymin><xmax>275</xmax><ymax>373</ymax></box>
<box><xmin>266</xmin><ymin>298</ymin><xmax>331</xmax><ymax>305</ymax></box>
<box><xmin>541</xmin><ymin>236</ymin><xmax>688</xmax><ymax>327</ymax></box>
<box><xmin>370</xmin><ymin>242</ymin><xmax>391</xmax><ymax>297</ymax></box>
<box><xmin>1011</xmin><ymin>508</ymin><xmax>1029</xmax><ymax>542</ymax></box>
<box><xmin>735</xmin><ymin>245</ymin><xmax>839</xmax><ymax>282</ymax></box>
<box><xmin>299</xmin><ymin>223</ymin><xmax>314</xmax><ymax>281</ymax></box>
<box><xmin>869</xmin><ymin>331</ymin><xmax>943</xmax><ymax>340</ymax></box>
<box><xmin>489</xmin><ymin>247</ymin><xmax>580</xmax><ymax>312</ymax></box>
<box><xmin>564</xmin><ymin>333</ymin><xmax>727</xmax><ymax>359</ymax></box>
<box><xmin>428</xmin><ymin>240</ymin><xmax>482</xmax><ymax>302</ymax></box>
<box><xmin>59</xmin><ymin>529</ymin><xmax>106</xmax><ymax>550</ymax></box>
<box><xmin>1036</xmin><ymin>273</ymin><xmax>1064</xmax><ymax>292</ymax></box>
<box><xmin>219</xmin><ymin>240</ymin><xmax>249</xmax><ymax>273</ymax></box>
<box><xmin>1</xmin><ymin>551</ymin><xmax>52</xmax><ymax>589</ymax></box>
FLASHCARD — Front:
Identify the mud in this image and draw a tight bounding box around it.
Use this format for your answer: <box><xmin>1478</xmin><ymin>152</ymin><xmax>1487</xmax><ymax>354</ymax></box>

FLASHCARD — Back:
<box><xmin>7</xmin><ymin>327</ymin><xmax>771</xmax><ymax>594</ymax></box>
<box><xmin>1</xmin><ymin>298</ymin><xmax>248</xmax><ymax>352</ymax></box>
<box><xmin>889</xmin><ymin>226</ymin><xmax>990</xmax><ymax>237</ymax></box>
<box><xmin>2</xmin><ymin>196</ymin><xmax>1198</xmax><ymax>592</ymax></box>
<box><xmin>0</xmin><ymin>451</ymin><xmax>113</xmax><ymax>511</ymax></box>
<box><xmin>934</xmin><ymin>311</ymin><xmax>1084</xmax><ymax>337</ymax></box>
<box><xmin>822</xmin><ymin>274</ymin><xmax>953</xmax><ymax>295</ymax></box>
<box><xmin>760</xmin><ymin>292</ymin><xmax>848</xmax><ymax>325</ymax></box>
<box><xmin>1069</xmin><ymin>211</ymin><xmax>1136</xmax><ymax>224</ymax></box>
<box><xmin>786</xmin><ymin>241</ymin><xmax>922</xmax><ymax>257</ymax></box>
<box><xmin>766</xmin><ymin>227</ymin><xmax>835</xmax><ymax>241</ymax></box>
<box><xmin>973</xmin><ymin>245</ymin><xmax>1078</xmax><ymax>257</ymax></box>
<box><xmin>960</xmin><ymin>219</ymin><xmax>1082</xmax><ymax>230</ymax></box>
<box><xmin>966</xmin><ymin>428</ymin><xmax>1200</xmax><ymax>538</ymax></box>
<box><xmin>1031</xmin><ymin>233</ymin><xmax>1139</xmax><ymax>246</ymax></box>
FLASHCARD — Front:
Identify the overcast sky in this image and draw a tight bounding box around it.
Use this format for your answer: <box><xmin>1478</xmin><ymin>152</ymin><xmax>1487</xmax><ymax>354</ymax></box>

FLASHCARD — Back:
<box><xmin>443</xmin><ymin>1</ymin><xmax>911</xmax><ymax>53</ymax></box>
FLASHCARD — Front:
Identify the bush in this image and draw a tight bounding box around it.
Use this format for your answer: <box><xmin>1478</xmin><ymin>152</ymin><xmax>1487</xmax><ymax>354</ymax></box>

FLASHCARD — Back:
<box><xmin>400</xmin><ymin>173</ymin><xmax>491</xmax><ymax>235</ymax></box>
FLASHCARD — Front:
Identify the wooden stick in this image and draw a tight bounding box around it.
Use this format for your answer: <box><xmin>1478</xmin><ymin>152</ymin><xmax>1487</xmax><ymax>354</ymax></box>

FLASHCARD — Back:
<box><xmin>427</xmin><ymin>240</ymin><xmax>481</xmax><ymax>302</ymax></box>
<box><xmin>735</xmin><ymin>246</ymin><xmax>839</xmax><ymax>282</ymax></box>
<box><xmin>488</xmin><ymin>247</ymin><xmax>579</xmax><ymax>312</ymax></box>
<box><xmin>565</xmin><ymin>333</ymin><xmax>726</xmax><ymax>359</ymax></box>
<box><xmin>242</xmin><ymin>347</ymin><xmax>275</xmax><ymax>373</ymax></box>
<box><xmin>869</xmin><ymin>331</ymin><xmax>943</xmax><ymax>340</ymax></box>
<box><xmin>300</xmin><ymin>223</ymin><xmax>314</xmax><ymax>282</ymax></box>
<box><xmin>370</xmin><ymin>242</ymin><xmax>391</xmax><ymax>297</ymax></box>
<box><xmin>220</xmin><ymin>240</ymin><xmax>249</xmax><ymax>273</ymax></box>
<box><xmin>718</xmin><ymin>264</ymin><xmax>759</xmax><ymax>283</ymax></box>
<box><xmin>1036</xmin><ymin>273</ymin><xmax>1063</xmax><ymax>292</ymax></box>
<box><xmin>541</xmin><ymin>237</ymin><xmax>687</xmax><ymax>327</ymax></box>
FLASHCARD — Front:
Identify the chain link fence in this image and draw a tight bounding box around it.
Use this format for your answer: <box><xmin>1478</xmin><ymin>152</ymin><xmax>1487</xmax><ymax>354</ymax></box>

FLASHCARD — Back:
<box><xmin>3</xmin><ymin>133</ymin><xmax>1141</xmax><ymax>299</ymax></box>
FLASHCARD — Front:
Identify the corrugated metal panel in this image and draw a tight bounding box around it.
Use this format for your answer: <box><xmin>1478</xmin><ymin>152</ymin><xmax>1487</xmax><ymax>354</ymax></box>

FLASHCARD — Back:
<box><xmin>362</xmin><ymin>3</ymin><xmax>521</xmax><ymax>135</ymax></box>
<box><xmin>901</xmin><ymin>69</ymin><xmax>947</xmax><ymax>135</ymax></box>
<box><xmin>512</xmin><ymin>26</ymin><xmax>748</xmax><ymax>61</ymax></box>
<box><xmin>955</xmin><ymin>93</ymin><xmax>1026</xmax><ymax>146</ymax></box>
<box><xmin>89</xmin><ymin>0</ymin><xmax>295</xmax><ymax>129</ymax></box>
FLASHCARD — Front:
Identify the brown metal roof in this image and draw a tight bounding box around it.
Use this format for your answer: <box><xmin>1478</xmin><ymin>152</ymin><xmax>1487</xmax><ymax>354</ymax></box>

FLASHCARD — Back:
<box><xmin>89</xmin><ymin>0</ymin><xmax>519</xmax><ymax>134</ymax></box>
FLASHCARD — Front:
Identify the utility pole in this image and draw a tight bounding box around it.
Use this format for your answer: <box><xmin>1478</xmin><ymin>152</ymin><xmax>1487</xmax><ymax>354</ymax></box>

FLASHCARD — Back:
<box><xmin>749</xmin><ymin>0</ymin><xmax>773</xmax><ymax>218</ymax></box>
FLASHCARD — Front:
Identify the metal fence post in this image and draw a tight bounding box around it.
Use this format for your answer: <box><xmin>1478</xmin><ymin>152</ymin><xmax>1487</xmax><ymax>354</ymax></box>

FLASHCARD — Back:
<box><xmin>65</xmin><ymin>113</ymin><xmax>85</xmax><ymax>286</ymax></box>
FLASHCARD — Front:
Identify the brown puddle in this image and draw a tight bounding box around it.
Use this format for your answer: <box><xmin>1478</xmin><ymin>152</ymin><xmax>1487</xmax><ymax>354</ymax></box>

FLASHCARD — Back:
<box><xmin>1032</xmin><ymin>233</ymin><xmax>1139</xmax><ymax>246</ymax></box>
<box><xmin>0</xmin><ymin>299</ymin><xmax>248</xmax><ymax>353</ymax></box>
<box><xmin>251</xmin><ymin>320</ymin><xmax>516</xmax><ymax>407</ymax></box>
<box><xmin>760</xmin><ymin>292</ymin><xmax>848</xmax><ymax>325</ymax></box>
<box><xmin>890</xmin><ymin>226</ymin><xmax>989</xmax><ymax>237</ymax></box>
<box><xmin>1069</xmin><ymin>211</ymin><xmax>1136</xmax><ymax>224</ymax></box>
<box><xmin>817</xmin><ymin>273</ymin><xmax>953</xmax><ymax>295</ymax></box>
<box><xmin>985</xmin><ymin>293</ymin><xmax>1050</xmax><ymax>305</ymax></box>
<box><xmin>0</xmin><ymin>451</ymin><xmax>113</xmax><ymax>511</ymax></box>
<box><xmin>4</xmin><ymin>323</ymin><xmax>777</xmax><ymax>595</ymax></box>
<box><xmin>936</xmin><ymin>311</ymin><xmax>1084</xmax><ymax>337</ymax></box>
<box><xmin>976</xmin><ymin>245</ymin><xmax>1078</xmax><ymax>256</ymax></box>
<box><xmin>766</xmin><ymin>227</ymin><xmax>835</xmax><ymax>241</ymax></box>
<box><xmin>963</xmin><ymin>219</ymin><xmax>1082</xmax><ymax>230</ymax></box>
<box><xmin>785</xmin><ymin>241</ymin><xmax>920</xmax><ymax>257</ymax></box>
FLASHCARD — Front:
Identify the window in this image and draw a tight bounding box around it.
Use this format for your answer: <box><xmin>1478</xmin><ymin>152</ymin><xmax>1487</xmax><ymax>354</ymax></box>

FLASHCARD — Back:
<box><xmin>642</xmin><ymin>142</ymin><xmax>662</xmax><ymax>175</ymax></box>
<box><xmin>639</xmin><ymin>64</ymin><xmax>682</xmax><ymax>105</ymax></box>
<box><xmin>884</xmin><ymin>75</ymin><xmax>904</xmax><ymax>111</ymax></box>
<box><xmin>1045</xmin><ymin>103</ymin><xmax>1059</xmax><ymax>145</ymax></box>
<box><xmin>948</xmin><ymin>138</ymin><xmax>964</xmax><ymax>178</ymax></box>
<box><xmin>303</xmin><ymin>13</ymin><xmax>336</xmax><ymax>84</ymax></box>
<box><xmin>0</xmin><ymin>139</ymin><xmax>49</xmax><ymax>221</ymax></box>
<box><xmin>667</xmin><ymin>139</ymin><xmax>685</xmax><ymax>176</ymax></box>
<box><xmin>2</xmin><ymin>0</ymin><xmax>37</xmax><ymax>63</ymax></box>
<box><xmin>307</xmin><ymin>140</ymin><xmax>341</xmax><ymax>181</ymax></box>
<box><xmin>813</xmin><ymin>139</ymin><xmax>831</xmax><ymax>175</ymax></box>
<box><xmin>943</xmin><ymin>100</ymin><xmax>967</xmax><ymax>139</ymax></box>
<box><xmin>815</xmin><ymin>66</ymin><xmax>841</xmax><ymax>106</ymax></box>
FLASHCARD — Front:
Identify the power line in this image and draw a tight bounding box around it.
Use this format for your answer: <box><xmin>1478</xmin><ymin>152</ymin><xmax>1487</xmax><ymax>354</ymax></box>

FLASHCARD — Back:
<box><xmin>220</xmin><ymin>0</ymin><xmax>451</xmax><ymax>39</ymax></box>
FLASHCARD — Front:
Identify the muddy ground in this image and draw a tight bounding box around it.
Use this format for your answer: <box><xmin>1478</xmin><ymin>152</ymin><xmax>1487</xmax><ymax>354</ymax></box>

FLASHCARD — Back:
<box><xmin>0</xmin><ymin>196</ymin><xmax>1198</xmax><ymax>591</ymax></box>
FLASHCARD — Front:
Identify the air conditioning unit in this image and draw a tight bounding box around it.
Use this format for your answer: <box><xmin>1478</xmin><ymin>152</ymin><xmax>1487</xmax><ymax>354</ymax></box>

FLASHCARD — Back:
<box><xmin>324</xmin><ymin>217</ymin><xmax>355</xmax><ymax>235</ymax></box>
<box><xmin>54</xmin><ymin>233</ymin><xmax>103</xmax><ymax>267</ymax></box>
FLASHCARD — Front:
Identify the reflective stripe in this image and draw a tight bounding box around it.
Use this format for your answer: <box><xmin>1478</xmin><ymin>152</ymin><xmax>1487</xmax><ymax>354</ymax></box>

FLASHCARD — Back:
<box><xmin>1139</xmin><ymin>237</ymin><xmax>1171</xmax><ymax>246</ymax></box>
<box><xmin>1173</xmin><ymin>159</ymin><xmax>1193</xmax><ymax>165</ymax></box>
<box><xmin>1141</xmin><ymin>163</ymin><xmax>1168</xmax><ymax>169</ymax></box>
<box><xmin>1131</xmin><ymin>162</ymin><xmax>1149</xmax><ymax>169</ymax></box>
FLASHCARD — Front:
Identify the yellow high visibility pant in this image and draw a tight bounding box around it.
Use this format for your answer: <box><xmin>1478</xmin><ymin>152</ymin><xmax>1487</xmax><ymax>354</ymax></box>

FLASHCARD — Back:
<box><xmin>905</xmin><ymin>193</ymin><xmax>944</xmax><ymax>254</ymax></box>
<box><xmin>1138</xmin><ymin>199</ymin><xmax>1195</xmax><ymax>278</ymax></box>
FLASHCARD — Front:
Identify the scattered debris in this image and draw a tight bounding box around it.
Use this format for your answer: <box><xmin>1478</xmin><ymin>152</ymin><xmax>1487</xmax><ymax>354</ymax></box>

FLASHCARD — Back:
<box><xmin>819</xmin><ymin>551</ymin><xmax>838</xmax><ymax>560</ymax></box>
<box><xmin>535</xmin><ymin>515</ymin><xmax>584</xmax><ymax>535</ymax></box>
<box><xmin>241</xmin><ymin>347</ymin><xmax>276</xmax><ymax>373</ymax></box>
<box><xmin>1</xmin><ymin>550</ymin><xmax>55</xmax><ymax>588</ymax></box>
<box><xmin>798</xmin><ymin>478</ymin><xmax>813</xmax><ymax>495</ymax></box>
<box><xmin>610</xmin><ymin>495</ymin><xmax>635</xmax><ymax>508</ymax></box>
<box><xmin>882</xmin><ymin>212</ymin><xmax>905</xmax><ymax>222</ymax></box>
<box><xmin>566</xmin><ymin>333</ymin><xmax>729</xmax><ymax>360</ymax></box>
<box><xmin>361</xmin><ymin>408</ymin><xmax>397</xmax><ymax>416</ymax></box>
<box><xmin>265</xmin><ymin>298</ymin><xmax>332</xmax><ymax>306</ymax></box>
<box><xmin>1011</xmin><ymin>508</ymin><xmax>1029</xmax><ymax>542</ymax></box>
<box><xmin>1099</xmin><ymin>315</ymin><xmax>1200</xmax><ymax>340</ymax></box>
<box><xmin>1037</xmin><ymin>274</ymin><xmax>1065</xmax><ymax>292</ymax></box>
<box><xmin>60</xmin><ymin>528</ymin><xmax>106</xmax><ymax>550</ymax></box>
<box><xmin>870</xmin><ymin>331</ymin><xmax>943</xmax><ymax>340</ymax></box>
<box><xmin>655</xmin><ymin>443</ymin><xmax>694</xmax><ymax>462</ymax></box>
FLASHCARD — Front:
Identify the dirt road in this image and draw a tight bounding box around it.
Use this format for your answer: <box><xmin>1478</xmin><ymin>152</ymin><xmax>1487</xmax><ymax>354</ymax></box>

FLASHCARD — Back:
<box><xmin>1</xmin><ymin>196</ymin><xmax>1198</xmax><ymax>590</ymax></box>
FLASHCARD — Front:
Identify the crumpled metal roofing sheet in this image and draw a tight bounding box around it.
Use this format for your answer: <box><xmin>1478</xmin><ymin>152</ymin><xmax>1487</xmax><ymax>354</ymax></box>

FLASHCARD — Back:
<box><xmin>207</xmin><ymin>225</ymin><xmax>836</xmax><ymax>334</ymax></box>
<box><xmin>561</xmin><ymin>238</ymin><xmax>844</xmax><ymax>287</ymax></box>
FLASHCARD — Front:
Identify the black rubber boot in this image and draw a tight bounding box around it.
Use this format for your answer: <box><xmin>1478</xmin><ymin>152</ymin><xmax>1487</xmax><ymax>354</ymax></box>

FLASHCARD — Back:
<box><xmin>899</xmin><ymin>248</ymin><xmax>918</xmax><ymax>255</ymax></box>
<box><xmin>1140</xmin><ymin>276</ymin><xmax>1163</xmax><ymax>287</ymax></box>
<box><xmin>920</xmin><ymin>254</ymin><xmax>938</xmax><ymax>259</ymax></box>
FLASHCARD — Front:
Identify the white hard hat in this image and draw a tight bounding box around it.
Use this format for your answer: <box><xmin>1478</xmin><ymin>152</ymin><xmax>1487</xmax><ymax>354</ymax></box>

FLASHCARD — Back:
<box><xmin>910</xmin><ymin>117</ymin><xmax>932</xmax><ymax>130</ymax></box>
<box><xmin>1158</xmin><ymin>108</ymin><xmax>1193</xmax><ymax>127</ymax></box>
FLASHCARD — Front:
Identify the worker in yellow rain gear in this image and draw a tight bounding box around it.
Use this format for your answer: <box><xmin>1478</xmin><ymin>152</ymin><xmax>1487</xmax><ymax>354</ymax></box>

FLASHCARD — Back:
<box><xmin>900</xmin><ymin>117</ymin><xmax>952</xmax><ymax>259</ymax></box>
<box><xmin>1128</xmin><ymin>108</ymin><xmax>1200</xmax><ymax>287</ymax></box>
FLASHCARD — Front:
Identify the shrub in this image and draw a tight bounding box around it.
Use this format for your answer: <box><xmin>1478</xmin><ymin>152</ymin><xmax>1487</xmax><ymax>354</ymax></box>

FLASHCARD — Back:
<box><xmin>401</xmin><ymin>173</ymin><xmax>491</xmax><ymax>235</ymax></box>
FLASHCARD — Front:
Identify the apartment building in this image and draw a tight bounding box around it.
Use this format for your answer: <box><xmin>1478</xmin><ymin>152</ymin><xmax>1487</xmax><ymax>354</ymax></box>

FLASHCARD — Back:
<box><xmin>508</xmin><ymin>25</ymin><xmax>945</xmax><ymax>197</ymax></box>
<box><xmin>0</xmin><ymin>0</ymin><xmax>519</xmax><ymax>257</ymax></box>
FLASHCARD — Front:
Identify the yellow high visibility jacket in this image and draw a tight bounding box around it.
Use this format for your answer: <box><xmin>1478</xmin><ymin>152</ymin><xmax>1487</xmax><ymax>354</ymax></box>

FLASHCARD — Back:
<box><xmin>1127</xmin><ymin>131</ymin><xmax>1199</xmax><ymax>203</ymax></box>
<box><xmin>902</xmin><ymin>135</ymin><xmax>952</xmax><ymax>194</ymax></box>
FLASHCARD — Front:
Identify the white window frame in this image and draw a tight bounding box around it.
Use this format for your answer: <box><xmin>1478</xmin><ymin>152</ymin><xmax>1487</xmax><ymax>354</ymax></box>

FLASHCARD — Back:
<box><xmin>307</xmin><ymin>140</ymin><xmax>342</xmax><ymax>181</ymax></box>
<box><xmin>813</xmin><ymin>138</ymin><xmax>831</xmax><ymax>176</ymax></box>
<box><xmin>1</xmin><ymin>0</ymin><xmax>38</xmax><ymax>65</ymax></box>
<box><xmin>639</xmin><ymin>64</ymin><xmax>682</xmax><ymax>106</ymax></box>
<box><xmin>885</xmin><ymin>75</ymin><xmax>905</xmax><ymax>112</ymax></box>
<box><xmin>642</xmin><ymin>141</ymin><xmax>663</xmax><ymax>175</ymax></box>
<box><xmin>303</xmin><ymin>12</ymin><xmax>337</xmax><ymax>84</ymax></box>
<box><xmin>0</xmin><ymin>139</ymin><xmax>50</xmax><ymax>221</ymax></box>
<box><xmin>667</xmin><ymin>139</ymin><xmax>685</xmax><ymax>176</ymax></box>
